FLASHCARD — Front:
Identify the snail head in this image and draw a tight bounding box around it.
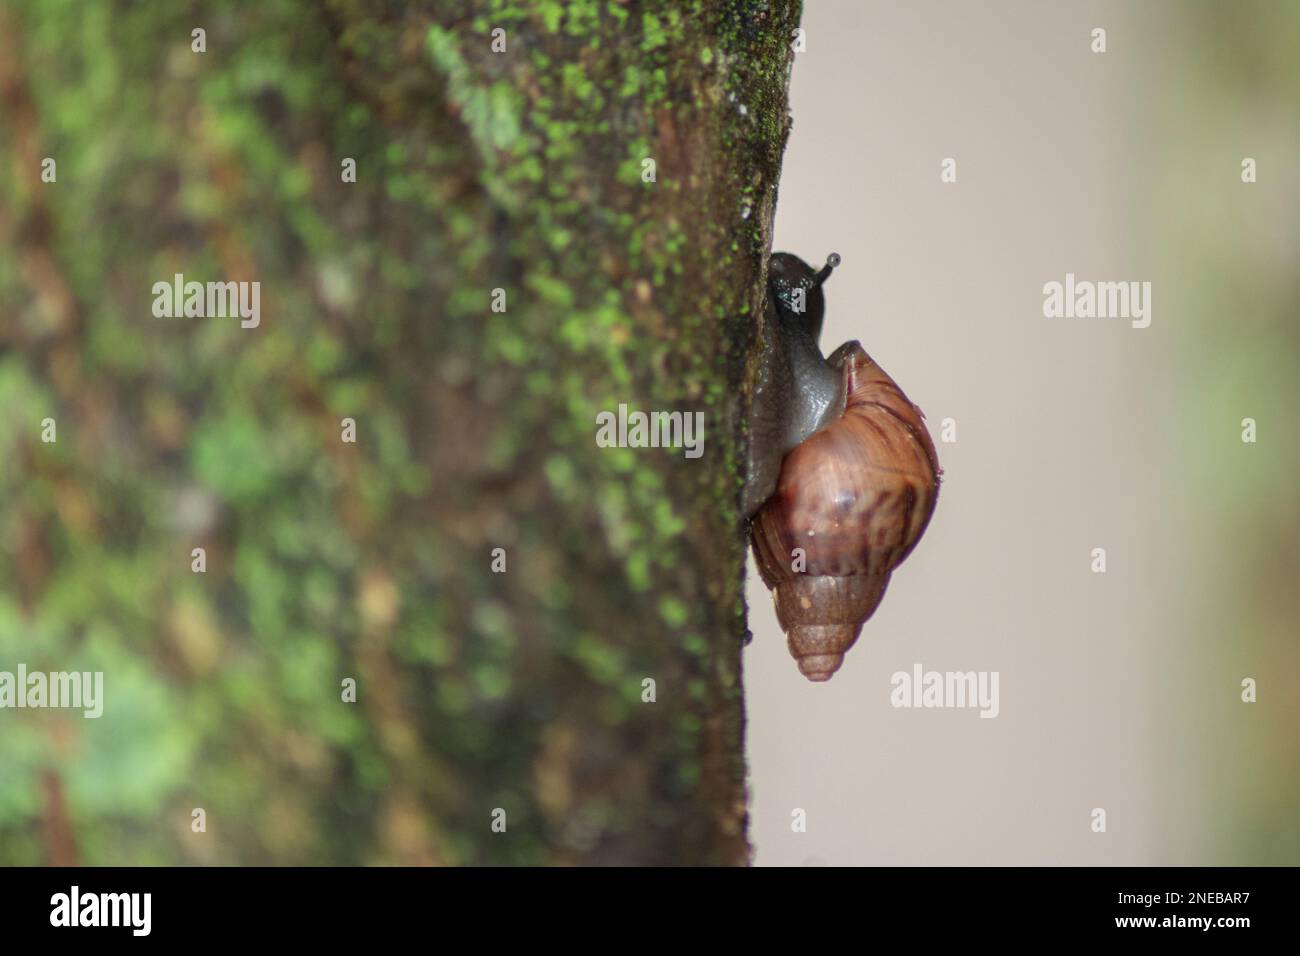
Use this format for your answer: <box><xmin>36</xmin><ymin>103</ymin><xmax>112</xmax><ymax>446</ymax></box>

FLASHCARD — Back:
<box><xmin>768</xmin><ymin>251</ymin><xmax>841</xmax><ymax>343</ymax></box>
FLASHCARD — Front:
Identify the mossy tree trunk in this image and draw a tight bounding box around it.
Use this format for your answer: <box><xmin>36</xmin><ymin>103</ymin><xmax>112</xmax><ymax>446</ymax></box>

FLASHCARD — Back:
<box><xmin>0</xmin><ymin>0</ymin><xmax>800</xmax><ymax>865</ymax></box>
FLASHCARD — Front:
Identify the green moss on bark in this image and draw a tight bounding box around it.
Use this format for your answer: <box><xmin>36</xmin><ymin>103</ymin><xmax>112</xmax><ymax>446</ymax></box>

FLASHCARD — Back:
<box><xmin>0</xmin><ymin>0</ymin><xmax>801</xmax><ymax>865</ymax></box>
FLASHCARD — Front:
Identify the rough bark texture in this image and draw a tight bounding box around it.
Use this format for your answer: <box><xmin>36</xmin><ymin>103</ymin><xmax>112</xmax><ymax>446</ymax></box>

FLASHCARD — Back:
<box><xmin>0</xmin><ymin>1</ymin><xmax>800</xmax><ymax>864</ymax></box>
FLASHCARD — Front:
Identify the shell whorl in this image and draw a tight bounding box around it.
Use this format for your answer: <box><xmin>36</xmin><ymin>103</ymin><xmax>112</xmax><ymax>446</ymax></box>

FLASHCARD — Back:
<box><xmin>751</xmin><ymin>342</ymin><xmax>940</xmax><ymax>681</ymax></box>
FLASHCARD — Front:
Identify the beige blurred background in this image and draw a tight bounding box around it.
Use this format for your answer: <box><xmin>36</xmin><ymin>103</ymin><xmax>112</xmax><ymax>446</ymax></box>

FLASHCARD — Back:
<box><xmin>746</xmin><ymin>0</ymin><xmax>1299</xmax><ymax>865</ymax></box>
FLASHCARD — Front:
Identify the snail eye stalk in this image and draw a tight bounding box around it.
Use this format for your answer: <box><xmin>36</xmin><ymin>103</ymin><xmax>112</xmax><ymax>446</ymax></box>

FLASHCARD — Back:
<box><xmin>812</xmin><ymin>252</ymin><xmax>841</xmax><ymax>287</ymax></box>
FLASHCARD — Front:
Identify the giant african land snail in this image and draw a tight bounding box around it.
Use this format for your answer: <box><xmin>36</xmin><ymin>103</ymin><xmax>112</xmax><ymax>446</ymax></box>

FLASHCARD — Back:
<box><xmin>745</xmin><ymin>253</ymin><xmax>941</xmax><ymax>682</ymax></box>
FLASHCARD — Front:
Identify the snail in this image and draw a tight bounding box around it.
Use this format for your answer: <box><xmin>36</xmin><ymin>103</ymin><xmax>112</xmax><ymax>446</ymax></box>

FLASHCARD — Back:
<box><xmin>745</xmin><ymin>252</ymin><xmax>941</xmax><ymax>682</ymax></box>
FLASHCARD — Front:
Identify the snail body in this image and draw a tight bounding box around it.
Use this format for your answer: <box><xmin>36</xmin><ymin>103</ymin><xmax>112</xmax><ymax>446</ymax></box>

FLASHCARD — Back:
<box><xmin>741</xmin><ymin>253</ymin><xmax>847</xmax><ymax>519</ymax></box>
<box><xmin>746</xmin><ymin>253</ymin><xmax>940</xmax><ymax>681</ymax></box>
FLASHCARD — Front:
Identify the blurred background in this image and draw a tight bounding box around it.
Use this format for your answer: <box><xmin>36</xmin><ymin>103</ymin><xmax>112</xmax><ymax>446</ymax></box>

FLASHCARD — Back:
<box><xmin>747</xmin><ymin>0</ymin><xmax>1299</xmax><ymax>865</ymax></box>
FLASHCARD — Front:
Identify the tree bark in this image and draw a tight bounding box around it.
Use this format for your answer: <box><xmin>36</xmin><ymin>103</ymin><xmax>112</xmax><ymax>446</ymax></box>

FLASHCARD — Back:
<box><xmin>0</xmin><ymin>1</ymin><xmax>801</xmax><ymax>864</ymax></box>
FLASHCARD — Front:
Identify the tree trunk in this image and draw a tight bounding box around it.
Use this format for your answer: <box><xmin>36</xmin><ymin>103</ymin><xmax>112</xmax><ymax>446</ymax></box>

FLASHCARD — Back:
<box><xmin>0</xmin><ymin>0</ymin><xmax>801</xmax><ymax>865</ymax></box>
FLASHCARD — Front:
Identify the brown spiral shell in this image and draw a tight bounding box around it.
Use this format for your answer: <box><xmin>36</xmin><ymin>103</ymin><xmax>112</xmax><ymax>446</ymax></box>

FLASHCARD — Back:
<box><xmin>750</xmin><ymin>341</ymin><xmax>940</xmax><ymax>681</ymax></box>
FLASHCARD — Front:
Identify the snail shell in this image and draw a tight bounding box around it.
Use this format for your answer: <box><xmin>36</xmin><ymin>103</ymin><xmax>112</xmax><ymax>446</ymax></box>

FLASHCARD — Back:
<box><xmin>750</xmin><ymin>341</ymin><xmax>940</xmax><ymax>681</ymax></box>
